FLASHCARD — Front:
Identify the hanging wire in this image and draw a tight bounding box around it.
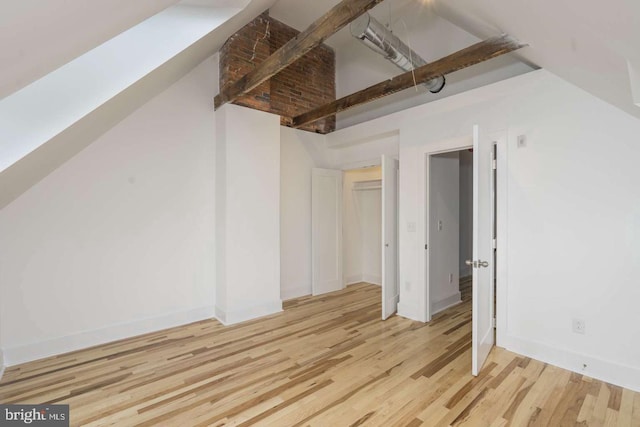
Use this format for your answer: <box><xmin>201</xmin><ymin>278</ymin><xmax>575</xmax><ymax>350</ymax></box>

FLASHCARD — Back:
<box><xmin>400</xmin><ymin>19</ymin><xmax>419</xmax><ymax>91</ymax></box>
<box><xmin>250</xmin><ymin>20</ymin><xmax>270</xmax><ymax>62</ymax></box>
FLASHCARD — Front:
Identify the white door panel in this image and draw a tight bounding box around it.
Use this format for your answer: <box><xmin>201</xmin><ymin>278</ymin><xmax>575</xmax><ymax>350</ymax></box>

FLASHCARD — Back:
<box><xmin>471</xmin><ymin>125</ymin><xmax>495</xmax><ymax>375</ymax></box>
<box><xmin>312</xmin><ymin>168</ymin><xmax>343</xmax><ymax>296</ymax></box>
<box><xmin>382</xmin><ymin>156</ymin><xmax>399</xmax><ymax>320</ymax></box>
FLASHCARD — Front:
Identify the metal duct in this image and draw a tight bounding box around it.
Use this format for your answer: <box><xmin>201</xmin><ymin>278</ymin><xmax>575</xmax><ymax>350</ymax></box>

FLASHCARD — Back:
<box><xmin>350</xmin><ymin>12</ymin><xmax>445</xmax><ymax>93</ymax></box>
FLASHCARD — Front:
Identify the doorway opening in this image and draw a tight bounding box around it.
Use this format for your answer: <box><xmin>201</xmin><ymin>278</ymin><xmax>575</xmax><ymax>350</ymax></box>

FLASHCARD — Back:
<box><xmin>428</xmin><ymin>149</ymin><xmax>474</xmax><ymax>316</ymax></box>
<box><xmin>425</xmin><ymin>129</ymin><xmax>501</xmax><ymax>376</ymax></box>
<box><xmin>343</xmin><ymin>166</ymin><xmax>383</xmax><ymax>288</ymax></box>
<box><xmin>342</xmin><ymin>158</ymin><xmax>399</xmax><ymax>321</ymax></box>
<box><xmin>311</xmin><ymin>156</ymin><xmax>399</xmax><ymax>320</ymax></box>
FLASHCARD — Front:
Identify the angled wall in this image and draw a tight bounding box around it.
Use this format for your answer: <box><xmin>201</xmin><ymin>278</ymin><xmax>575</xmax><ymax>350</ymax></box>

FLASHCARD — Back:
<box><xmin>0</xmin><ymin>56</ymin><xmax>218</xmax><ymax>366</ymax></box>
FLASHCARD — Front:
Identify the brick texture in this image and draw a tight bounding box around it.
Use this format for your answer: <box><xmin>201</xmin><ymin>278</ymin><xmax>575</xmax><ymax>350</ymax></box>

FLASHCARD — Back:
<box><xmin>219</xmin><ymin>11</ymin><xmax>336</xmax><ymax>134</ymax></box>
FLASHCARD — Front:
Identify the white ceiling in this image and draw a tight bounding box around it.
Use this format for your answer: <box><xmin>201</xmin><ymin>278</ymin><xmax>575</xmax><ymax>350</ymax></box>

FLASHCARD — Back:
<box><xmin>0</xmin><ymin>0</ymin><xmax>181</xmax><ymax>99</ymax></box>
<box><xmin>2</xmin><ymin>0</ymin><xmax>638</xmax><ymax>196</ymax></box>
<box><xmin>270</xmin><ymin>0</ymin><xmax>534</xmax><ymax>128</ymax></box>
<box><xmin>271</xmin><ymin>0</ymin><xmax>640</xmax><ymax>126</ymax></box>
<box><xmin>431</xmin><ymin>0</ymin><xmax>640</xmax><ymax>122</ymax></box>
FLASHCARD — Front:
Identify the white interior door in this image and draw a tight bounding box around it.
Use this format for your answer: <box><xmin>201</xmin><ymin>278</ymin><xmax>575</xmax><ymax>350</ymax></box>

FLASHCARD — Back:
<box><xmin>471</xmin><ymin>124</ymin><xmax>495</xmax><ymax>375</ymax></box>
<box><xmin>381</xmin><ymin>156</ymin><xmax>399</xmax><ymax>320</ymax></box>
<box><xmin>312</xmin><ymin>168</ymin><xmax>343</xmax><ymax>296</ymax></box>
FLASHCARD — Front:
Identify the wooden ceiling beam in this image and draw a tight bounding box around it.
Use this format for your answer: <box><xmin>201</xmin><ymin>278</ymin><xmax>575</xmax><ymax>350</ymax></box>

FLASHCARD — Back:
<box><xmin>290</xmin><ymin>35</ymin><xmax>526</xmax><ymax>128</ymax></box>
<box><xmin>214</xmin><ymin>0</ymin><xmax>384</xmax><ymax>110</ymax></box>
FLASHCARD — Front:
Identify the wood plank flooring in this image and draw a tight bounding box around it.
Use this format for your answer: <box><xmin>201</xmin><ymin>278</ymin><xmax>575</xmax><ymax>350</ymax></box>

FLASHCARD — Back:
<box><xmin>1</xmin><ymin>282</ymin><xmax>639</xmax><ymax>426</ymax></box>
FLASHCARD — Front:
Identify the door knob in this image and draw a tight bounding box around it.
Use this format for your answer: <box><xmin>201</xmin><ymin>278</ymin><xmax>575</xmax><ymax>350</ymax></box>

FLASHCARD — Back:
<box><xmin>466</xmin><ymin>260</ymin><xmax>489</xmax><ymax>268</ymax></box>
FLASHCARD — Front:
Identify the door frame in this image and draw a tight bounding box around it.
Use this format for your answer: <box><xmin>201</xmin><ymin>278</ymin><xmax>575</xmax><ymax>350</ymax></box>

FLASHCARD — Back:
<box><xmin>339</xmin><ymin>159</ymin><xmax>400</xmax><ymax>318</ymax></box>
<box><xmin>381</xmin><ymin>155</ymin><xmax>400</xmax><ymax>320</ymax></box>
<box><xmin>421</xmin><ymin>131</ymin><xmax>508</xmax><ymax>347</ymax></box>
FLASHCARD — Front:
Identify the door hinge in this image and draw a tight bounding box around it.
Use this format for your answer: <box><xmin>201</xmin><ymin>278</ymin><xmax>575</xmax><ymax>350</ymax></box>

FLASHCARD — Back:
<box><xmin>492</xmin><ymin>317</ymin><xmax>496</xmax><ymax>328</ymax></box>
<box><xmin>425</xmin><ymin>244</ymin><xmax>428</xmax><ymax>250</ymax></box>
<box><xmin>492</xmin><ymin>238</ymin><xmax>497</xmax><ymax>249</ymax></box>
<box><xmin>492</xmin><ymin>159</ymin><xmax>497</xmax><ymax>170</ymax></box>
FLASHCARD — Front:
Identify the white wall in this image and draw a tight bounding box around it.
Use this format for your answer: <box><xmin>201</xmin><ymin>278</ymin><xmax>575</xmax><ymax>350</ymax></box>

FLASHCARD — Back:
<box><xmin>0</xmin><ymin>4</ymin><xmax>241</xmax><ymax>174</ymax></box>
<box><xmin>459</xmin><ymin>149</ymin><xmax>473</xmax><ymax>277</ymax></box>
<box><xmin>0</xmin><ymin>314</ymin><xmax>3</xmax><ymax>376</ymax></box>
<box><xmin>429</xmin><ymin>152</ymin><xmax>461</xmax><ymax>314</ymax></box>
<box><xmin>215</xmin><ymin>104</ymin><xmax>282</xmax><ymax>324</ymax></box>
<box><xmin>0</xmin><ymin>55</ymin><xmax>218</xmax><ymax>366</ymax></box>
<box><xmin>280</xmin><ymin>127</ymin><xmax>323</xmax><ymax>300</ymax></box>
<box><xmin>328</xmin><ymin>69</ymin><xmax>640</xmax><ymax>392</ymax></box>
<box><xmin>343</xmin><ymin>168</ymin><xmax>382</xmax><ymax>285</ymax></box>
<box><xmin>280</xmin><ymin>127</ymin><xmax>398</xmax><ymax>299</ymax></box>
<box><xmin>360</xmin><ymin>187</ymin><xmax>382</xmax><ymax>285</ymax></box>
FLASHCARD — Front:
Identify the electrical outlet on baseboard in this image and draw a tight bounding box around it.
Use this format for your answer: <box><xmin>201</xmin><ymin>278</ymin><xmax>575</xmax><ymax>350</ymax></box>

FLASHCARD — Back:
<box><xmin>572</xmin><ymin>318</ymin><xmax>586</xmax><ymax>334</ymax></box>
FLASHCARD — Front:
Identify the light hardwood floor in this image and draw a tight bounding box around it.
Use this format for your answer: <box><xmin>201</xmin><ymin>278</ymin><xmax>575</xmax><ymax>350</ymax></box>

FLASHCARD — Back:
<box><xmin>1</xmin><ymin>283</ymin><xmax>639</xmax><ymax>426</ymax></box>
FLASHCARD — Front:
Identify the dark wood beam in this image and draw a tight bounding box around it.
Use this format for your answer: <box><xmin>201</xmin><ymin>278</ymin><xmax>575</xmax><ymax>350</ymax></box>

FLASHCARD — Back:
<box><xmin>214</xmin><ymin>0</ymin><xmax>384</xmax><ymax>110</ymax></box>
<box><xmin>290</xmin><ymin>35</ymin><xmax>526</xmax><ymax>128</ymax></box>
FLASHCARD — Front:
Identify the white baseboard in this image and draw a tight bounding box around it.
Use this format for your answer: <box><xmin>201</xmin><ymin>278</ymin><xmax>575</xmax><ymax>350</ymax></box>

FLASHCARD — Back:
<box><xmin>504</xmin><ymin>335</ymin><xmax>640</xmax><ymax>393</ymax></box>
<box><xmin>3</xmin><ymin>306</ymin><xmax>215</xmax><ymax>367</ymax></box>
<box><xmin>345</xmin><ymin>274</ymin><xmax>363</xmax><ymax>286</ymax></box>
<box><xmin>398</xmin><ymin>301</ymin><xmax>427</xmax><ymax>323</ymax></box>
<box><xmin>431</xmin><ymin>292</ymin><xmax>462</xmax><ymax>315</ymax></box>
<box><xmin>281</xmin><ymin>285</ymin><xmax>311</xmax><ymax>301</ymax></box>
<box><xmin>362</xmin><ymin>274</ymin><xmax>382</xmax><ymax>286</ymax></box>
<box><xmin>214</xmin><ymin>300</ymin><xmax>282</xmax><ymax>326</ymax></box>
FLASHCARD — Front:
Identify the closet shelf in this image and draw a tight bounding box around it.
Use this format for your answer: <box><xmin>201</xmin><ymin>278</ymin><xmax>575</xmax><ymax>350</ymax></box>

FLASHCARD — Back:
<box><xmin>352</xmin><ymin>179</ymin><xmax>382</xmax><ymax>191</ymax></box>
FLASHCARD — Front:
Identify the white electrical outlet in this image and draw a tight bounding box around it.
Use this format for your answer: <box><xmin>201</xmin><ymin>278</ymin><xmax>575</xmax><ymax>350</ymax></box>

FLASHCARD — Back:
<box><xmin>407</xmin><ymin>222</ymin><xmax>416</xmax><ymax>232</ymax></box>
<box><xmin>572</xmin><ymin>318</ymin><xmax>586</xmax><ymax>334</ymax></box>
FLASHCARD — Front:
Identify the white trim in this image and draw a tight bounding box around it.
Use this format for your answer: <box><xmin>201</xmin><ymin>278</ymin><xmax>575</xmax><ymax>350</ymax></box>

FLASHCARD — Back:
<box><xmin>385</xmin><ymin>294</ymin><xmax>400</xmax><ymax>310</ymax></box>
<box><xmin>504</xmin><ymin>335</ymin><xmax>640</xmax><ymax>393</ymax></box>
<box><xmin>338</xmin><ymin>158</ymin><xmax>382</xmax><ymax>171</ymax></box>
<box><xmin>431</xmin><ymin>292</ymin><xmax>462</xmax><ymax>315</ymax></box>
<box><xmin>281</xmin><ymin>286</ymin><xmax>311</xmax><ymax>301</ymax></box>
<box><xmin>345</xmin><ymin>274</ymin><xmax>364</xmax><ymax>286</ymax></box>
<box><xmin>344</xmin><ymin>274</ymin><xmax>381</xmax><ymax>286</ymax></box>
<box><xmin>398</xmin><ymin>301</ymin><xmax>427</xmax><ymax>322</ymax></box>
<box><xmin>214</xmin><ymin>300</ymin><xmax>282</xmax><ymax>326</ymax></box>
<box><xmin>495</xmin><ymin>134</ymin><xmax>509</xmax><ymax>347</ymax></box>
<box><xmin>3</xmin><ymin>306</ymin><xmax>215</xmax><ymax>366</ymax></box>
<box><xmin>423</xmin><ymin>136</ymin><xmax>474</xmax><ymax>322</ymax></box>
<box><xmin>362</xmin><ymin>274</ymin><xmax>382</xmax><ymax>286</ymax></box>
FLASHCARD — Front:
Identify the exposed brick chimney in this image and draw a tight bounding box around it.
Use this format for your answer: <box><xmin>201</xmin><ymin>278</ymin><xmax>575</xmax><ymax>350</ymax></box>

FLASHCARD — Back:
<box><xmin>219</xmin><ymin>11</ymin><xmax>336</xmax><ymax>134</ymax></box>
